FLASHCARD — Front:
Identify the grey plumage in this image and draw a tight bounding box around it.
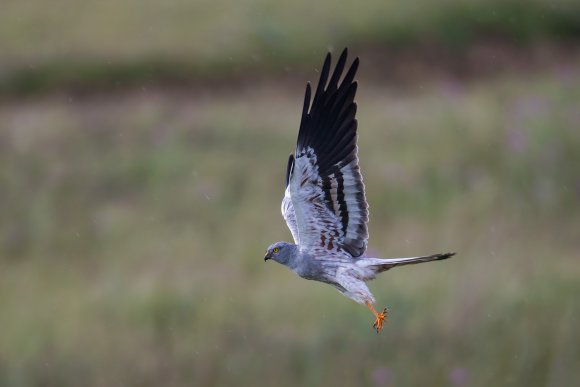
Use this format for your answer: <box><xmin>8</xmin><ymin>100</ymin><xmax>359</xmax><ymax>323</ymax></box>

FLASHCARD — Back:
<box><xmin>264</xmin><ymin>49</ymin><xmax>455</xmax><ymax>329</ymax></box>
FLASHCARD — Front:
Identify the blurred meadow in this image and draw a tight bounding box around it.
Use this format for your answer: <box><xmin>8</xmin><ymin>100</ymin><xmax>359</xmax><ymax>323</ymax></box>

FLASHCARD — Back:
<box><xmin>1</xmin><ymin>0</ymin><xmax>580</xmax><ymax>386</ymax></box>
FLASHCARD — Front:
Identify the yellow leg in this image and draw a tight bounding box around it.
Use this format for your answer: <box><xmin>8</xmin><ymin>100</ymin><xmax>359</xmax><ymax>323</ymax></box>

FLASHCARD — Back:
<box><xmin>366</xmin><ymin>301</ymin><xmax>388</xmax><ymax>333</ymax></box>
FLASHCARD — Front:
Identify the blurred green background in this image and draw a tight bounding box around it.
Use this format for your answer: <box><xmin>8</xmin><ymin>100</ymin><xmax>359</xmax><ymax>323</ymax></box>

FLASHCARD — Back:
<box><xmin>1</xmin><ymin>0</ymin><xmax>579</xmax><ymax>386</ymax></box>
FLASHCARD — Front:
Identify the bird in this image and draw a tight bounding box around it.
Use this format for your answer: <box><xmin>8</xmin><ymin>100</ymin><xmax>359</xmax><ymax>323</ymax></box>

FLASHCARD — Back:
<box><xmin>263</xmin><ymin>48</ymin><xmax>455</xmax><ymax>333</ymax></box>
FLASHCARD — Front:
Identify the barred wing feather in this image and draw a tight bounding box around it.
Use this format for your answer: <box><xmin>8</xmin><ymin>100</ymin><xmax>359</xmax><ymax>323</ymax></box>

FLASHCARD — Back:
<box><xmin>281</xmin><ymin>49</ymin><xmax>369</xmax><ymax>259</ymax></box>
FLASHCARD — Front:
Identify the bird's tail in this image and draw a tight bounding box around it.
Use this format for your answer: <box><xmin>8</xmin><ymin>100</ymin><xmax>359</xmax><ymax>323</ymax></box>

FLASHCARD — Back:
<box><xmin>357</xmin><ymin>252</ymin><xmax>456</xmax><ymax>274</ymax></box>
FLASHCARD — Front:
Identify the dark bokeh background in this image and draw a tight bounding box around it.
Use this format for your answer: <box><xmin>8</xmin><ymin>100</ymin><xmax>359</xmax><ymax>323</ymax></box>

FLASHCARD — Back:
<box><xmin>1</xmin><ymin>1</ymin><xmax>579</xmax><ymax>386</ymax></box>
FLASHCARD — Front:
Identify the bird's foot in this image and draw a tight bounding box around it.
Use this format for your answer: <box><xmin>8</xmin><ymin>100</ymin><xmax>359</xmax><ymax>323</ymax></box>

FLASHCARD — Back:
<box><xmin>365</xmin><ymin>302</ymin><xmax>388</xmax><ymax>333</ymax></box>
<box><xmin>372</xmin><ymin>307</ymin><xmax>388</xmax><ymax>333</ymax></box>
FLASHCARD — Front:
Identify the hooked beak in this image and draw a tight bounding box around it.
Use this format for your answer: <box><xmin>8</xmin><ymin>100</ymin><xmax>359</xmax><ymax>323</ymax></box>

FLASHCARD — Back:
<box><xmin>264</xmin><ymin>252</ymin><xmax>271</xmax><ymax>262</ymax></box>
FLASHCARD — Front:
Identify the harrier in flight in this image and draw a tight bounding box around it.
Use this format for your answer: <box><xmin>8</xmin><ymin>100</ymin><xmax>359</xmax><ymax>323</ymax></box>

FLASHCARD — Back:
<box><xmin>264</xmin><ymin>48</ymin><xmax>455</xmax><ymax>333</ymax></box>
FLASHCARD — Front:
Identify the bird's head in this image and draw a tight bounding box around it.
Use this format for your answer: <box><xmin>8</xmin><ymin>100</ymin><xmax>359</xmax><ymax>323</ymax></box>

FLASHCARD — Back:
<box><xmin>264</xmin><ymin>241</ymin><xmax>295</xmax><ymax>265</ymax></box>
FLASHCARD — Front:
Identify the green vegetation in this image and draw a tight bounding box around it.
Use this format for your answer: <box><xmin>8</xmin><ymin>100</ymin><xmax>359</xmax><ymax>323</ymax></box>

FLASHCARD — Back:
<box><xmin>1</xmin><ymin>0</ymin><xmax>580</xmax><ymax>385</ymax></box>
<box><xmin>1</xmin><ymin>0</ymin><xmax>580</xmax><ymax>94</ymax></box>
<box><xmin>1</xmin><ymin>72</ymin><xmax>579</xmax><ymax>385</ymax></box>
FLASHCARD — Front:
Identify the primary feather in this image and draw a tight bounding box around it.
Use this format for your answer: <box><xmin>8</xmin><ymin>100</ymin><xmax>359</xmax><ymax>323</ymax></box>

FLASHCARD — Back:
<box><xmin>282</xmin><ymin>48</ymin><xmax>368</xmax><ymax>259</ymax></box>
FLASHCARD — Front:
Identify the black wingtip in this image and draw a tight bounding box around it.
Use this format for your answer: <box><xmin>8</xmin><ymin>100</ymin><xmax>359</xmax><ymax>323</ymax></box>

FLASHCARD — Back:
<box><xmin>285</xmin><ymin>154</ymin><xmax>295</xmax><ymax>187</ymax></box>
<box><xmin>296</xmin><ymin>47</ymin><xmax>360</xmax><ymax>167</ymax></box>
<box><xmin>437</xmin><ymin>252</ymin><xmax>457</xmax><ymax>260</ymax></box>
<box><xmin>301</xmin><ymin>82</ymin><xmax>312</xmax><ymax>118</ymax></box>
<box><xmin>317</xmin><ymin>53</ymin><xmax>331</xmax><ymax>81</ymax></box>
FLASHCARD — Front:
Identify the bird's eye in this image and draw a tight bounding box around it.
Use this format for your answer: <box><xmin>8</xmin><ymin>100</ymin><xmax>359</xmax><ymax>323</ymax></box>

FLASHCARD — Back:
<box><xmin>273</xmin><ymin>247</ymin><xmax>280</xmax><ymax>253</ymax></box>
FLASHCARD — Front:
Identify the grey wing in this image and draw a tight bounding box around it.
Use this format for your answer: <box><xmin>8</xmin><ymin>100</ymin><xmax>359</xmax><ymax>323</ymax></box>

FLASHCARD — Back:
<box><xmin>286</xmin><ymin>49</ymin><xmax>369</xmax><ymax>259</ymax></box>
<box><xmin>281</xmin><ymin>155</ymin><xmax>300</xmax><ymax>244</ymax></box>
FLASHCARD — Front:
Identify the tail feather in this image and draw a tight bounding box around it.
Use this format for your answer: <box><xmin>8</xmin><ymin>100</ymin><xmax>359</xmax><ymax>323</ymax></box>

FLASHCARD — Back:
<box><xmin>358</xmin><ymin>252</ymin><xmax>456</xmax><ymax>274</ymax></box>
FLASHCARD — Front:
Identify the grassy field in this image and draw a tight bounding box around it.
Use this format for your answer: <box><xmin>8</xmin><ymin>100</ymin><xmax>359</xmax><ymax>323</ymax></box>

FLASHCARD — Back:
<box><xmin>1</xmin><ymin>0</ymin><xmax>580</xmax><ymax>385</ymax></box>
<box><xmin>1</xmin><ymin>0</ymin><xmax>580</xmax><ymax>94</ymax></box>
<box><xmin>1</xmin><ymin>65</ymin><xmax>579</xmax><ymax>385</ymax></box>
